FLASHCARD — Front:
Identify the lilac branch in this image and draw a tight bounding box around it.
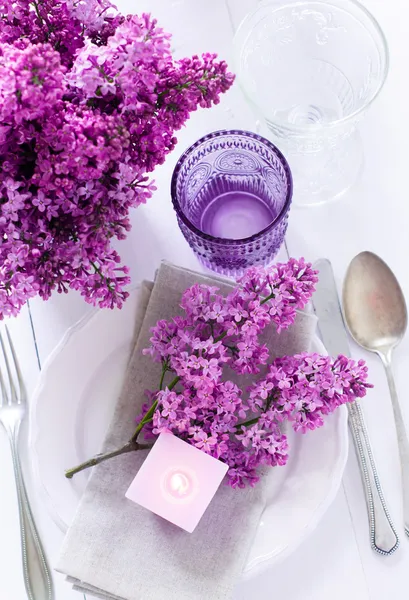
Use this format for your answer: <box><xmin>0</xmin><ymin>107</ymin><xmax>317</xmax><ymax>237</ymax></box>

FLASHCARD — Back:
<box><xmin>65</xmin><ymin>440</ymin><xmax>152</xmax><ymax>478</ymax></box>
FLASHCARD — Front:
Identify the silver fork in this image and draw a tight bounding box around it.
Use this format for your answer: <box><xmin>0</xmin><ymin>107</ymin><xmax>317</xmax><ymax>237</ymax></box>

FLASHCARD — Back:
<box><xmin>0</xmin><ymin>326</ymin><xmax>53</xmax><ymax>600</ymax></box>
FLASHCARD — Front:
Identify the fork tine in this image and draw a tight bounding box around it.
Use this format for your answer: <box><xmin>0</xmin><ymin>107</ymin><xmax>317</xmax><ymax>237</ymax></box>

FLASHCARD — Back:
<box><xmin>0</xmin><ymin>329</ymin><xmax>18</xmax><ymax>404</ymax></box>
<box><xmin>5</xmin><ymin>325</ymin><xmax>24</xmax><ymax>401</ymax></box>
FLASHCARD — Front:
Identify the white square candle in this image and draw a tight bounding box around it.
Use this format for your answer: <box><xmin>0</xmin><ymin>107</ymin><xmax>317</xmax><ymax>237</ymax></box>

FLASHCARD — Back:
<box><xmin>125</xmin><ymin>432</ymin><xmax>228</xmax><ymax>533</ymax></box>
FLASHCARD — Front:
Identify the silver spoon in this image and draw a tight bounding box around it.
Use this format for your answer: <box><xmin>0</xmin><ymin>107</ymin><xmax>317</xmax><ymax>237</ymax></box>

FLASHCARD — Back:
<box><xmin>343</xmin><ymin>251</ymin><xmax>409</xmax><ymax>536</ymax></box>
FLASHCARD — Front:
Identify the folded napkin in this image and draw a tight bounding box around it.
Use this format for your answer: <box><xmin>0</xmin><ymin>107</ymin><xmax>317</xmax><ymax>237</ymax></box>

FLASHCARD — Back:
<box><xmin>56</xmin><ymin>262</ymin><xmax>318</xmax><ymax>600</ymax></box>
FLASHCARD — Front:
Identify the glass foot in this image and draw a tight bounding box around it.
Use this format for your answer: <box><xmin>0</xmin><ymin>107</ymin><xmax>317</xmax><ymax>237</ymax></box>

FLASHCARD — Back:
<box><xmin>287</xmin><ymin>132</ymin><xmax>364</xmax><ymax>207</ymax></box>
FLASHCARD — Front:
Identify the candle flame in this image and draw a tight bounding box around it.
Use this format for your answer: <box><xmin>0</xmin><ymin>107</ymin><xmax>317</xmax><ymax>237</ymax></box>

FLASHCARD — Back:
<box><xmin>161</xmin><ymin>466</ymin><xmax>198</xmax><ymax>503</ymax></box>
<box><xmin>169</xmin><ymin>472</ymin><xmax>191</xmax><ymax>496</ymax></box>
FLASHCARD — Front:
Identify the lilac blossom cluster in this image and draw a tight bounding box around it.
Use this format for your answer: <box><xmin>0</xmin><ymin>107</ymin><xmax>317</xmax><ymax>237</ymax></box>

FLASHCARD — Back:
<box><xmin>0</xmin><ymin>1</ymin><xmax>234</xmax><ymax>318</ymax></box>
<box><xmin>137</xmin><ymin>259</ymin><xmax>372</xmax><ymax>488</ymax></box>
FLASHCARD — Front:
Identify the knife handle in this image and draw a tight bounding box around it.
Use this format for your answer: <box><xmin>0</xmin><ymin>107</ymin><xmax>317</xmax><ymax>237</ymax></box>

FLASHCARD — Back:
<box><xmin>347</xmin><ymin>401</ymin><xmax>399</xmax><ymax>555</ymax></box>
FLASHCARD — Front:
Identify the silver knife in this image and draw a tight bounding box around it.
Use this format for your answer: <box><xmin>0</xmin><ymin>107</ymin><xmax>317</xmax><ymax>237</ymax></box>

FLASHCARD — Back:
<box><xmin>312</xmin><ymin>258</ymin><xmax>399</xmax><ymax>555</ymax></box>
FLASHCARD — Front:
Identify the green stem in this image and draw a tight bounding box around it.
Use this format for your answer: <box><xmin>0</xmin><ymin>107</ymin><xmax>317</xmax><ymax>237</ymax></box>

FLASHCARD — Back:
<box><xmin>214</xmin><ymin>331</ymin><xmax>227</xmax><ymax>343</ymax></box>
<box><xmin>167</xmin><ymin>375</ymin><xmax>180</xmax><ymax>391</ymax></box>
<box><xmin>235</xmin><ymin>417</ymin><xmax>260</xmax><ymax>431</ymax></box>
<box><xmin>90</xmin><ymin>261</ymin><xmax>115</xmax><ymax>293</ymax></box>
<box><xmin>31</xmin><ymin>1</ymin><xmax>52</xmax><ymax>41</ymax></box>
<box><xmin>130</xmin><ymin>400</ymin><xmax>158</xmax><ymax>443</ymax></box>
<box><xmin>65</xmin><ymin>440</ymin><xmax>152</xmax><ymax>479</ymax></box>
<box><xmin>236</xmin><ymin>390</ymin><xmax>279</xmax><ymax>430</ymax></box>
<box><xmin>31</xmin><ymin>1</ymin><xmax>44</xmax><ymax>26</ymax></box>
<box><xmin>235</xmin><ymin>392</ymin><xmax>278</xmax><ymax>431</ymax></box>
<box><xmin>224</xmin><ymin>344</ymin><xmax>238</xmax><ymax>353</ymax></box>
<box><xmin>265</xmin><ymin>392</ymin><xmax>277</xmax><ymax>412</ymax></box>
<box><xmin>159</xmin><ymin>362</ymin><xmax>168</xmax><ymax>390</ymax></box>
<box><xmin>261</xmin><ymin>291</ymin><xmax>275</xmax><ymax>305</ymax></box>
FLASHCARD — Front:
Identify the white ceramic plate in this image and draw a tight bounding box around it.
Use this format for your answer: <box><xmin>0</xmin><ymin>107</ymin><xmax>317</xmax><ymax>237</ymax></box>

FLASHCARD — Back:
<box><xmin>30</xmin><ymin>287</ymin><xmax>348</xmax><ymax>579</ymax></box>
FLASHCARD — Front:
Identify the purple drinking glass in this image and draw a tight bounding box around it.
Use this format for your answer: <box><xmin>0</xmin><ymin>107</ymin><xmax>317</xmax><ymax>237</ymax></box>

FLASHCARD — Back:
<box><xmin>171</xmin><ymin>130</ymin><xmax>292</xmax><ymax>276</ymax></box>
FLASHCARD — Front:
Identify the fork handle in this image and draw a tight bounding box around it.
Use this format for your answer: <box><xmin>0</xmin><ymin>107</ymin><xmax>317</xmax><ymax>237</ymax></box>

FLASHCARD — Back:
<box><xmin>9</xmin><ymin>434</ymin><xmax>53</xmax><ymax>600</ymax></box>
<box><xmin>348</xmin><ymin>401</ymin><xmax>399</xmax><ymax>555</ymax></box>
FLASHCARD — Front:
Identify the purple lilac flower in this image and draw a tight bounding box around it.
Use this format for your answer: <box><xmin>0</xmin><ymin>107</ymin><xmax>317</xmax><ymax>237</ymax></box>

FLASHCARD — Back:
<box><xmin>136</xmin><ymin>260</ymin><xmax>373</xmax><ymax>488</ymax></box>
<box><xmin>0</xmin><ymin>4</ymin><xmax>235</xmax><ymax>318</ymax></box>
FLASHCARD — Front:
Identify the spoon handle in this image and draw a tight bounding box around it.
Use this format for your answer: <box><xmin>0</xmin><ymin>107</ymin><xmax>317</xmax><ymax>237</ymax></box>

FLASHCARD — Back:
<box><xmin>381</xmin><ymin>352</ymin><xmax>409</xmax><ymax>536</ymax></box>
<box><xmin>348</xmin><ymin>401</ymin><xmax>399</xmax><ymax>554</ymax></box>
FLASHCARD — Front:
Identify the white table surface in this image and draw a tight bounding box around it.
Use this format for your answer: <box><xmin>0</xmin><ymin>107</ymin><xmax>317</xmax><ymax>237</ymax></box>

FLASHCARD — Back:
<box><xmin>1</xmin><ymin>0</ymin><xmax>408</xmax><ymax>598</ymax></box>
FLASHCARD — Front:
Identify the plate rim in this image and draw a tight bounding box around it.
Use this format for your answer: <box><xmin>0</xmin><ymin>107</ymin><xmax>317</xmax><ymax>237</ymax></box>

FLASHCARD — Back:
<box><xmin>29</xmin><ymin>303</ymin><xmax>102</xmax><ymax>533</ymax></box>
<box><xmin>243</xmin><ymin>397</ymin><xmax>348</xmax><ymax>576</ymax></box>
<box><xmin>29</xmin><ymin>295</ymin><xmax>348</xmax><ymax>577</ymax></box>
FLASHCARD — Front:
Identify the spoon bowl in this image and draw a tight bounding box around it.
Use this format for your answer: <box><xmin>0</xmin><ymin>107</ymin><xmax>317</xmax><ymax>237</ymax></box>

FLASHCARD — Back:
<box><xmin>343</xmin><ymin>251</ymin><xmax>407</xmax><ymax>354</ymax></box>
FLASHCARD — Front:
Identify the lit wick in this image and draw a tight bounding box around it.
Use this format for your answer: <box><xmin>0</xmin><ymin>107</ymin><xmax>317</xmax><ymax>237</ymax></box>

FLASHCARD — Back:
<box><xmin>168</xmin><ymin>472</ymin><xmax>191</xmax><ymax>497</ymax></box>
<box><xmin>162</xmin><ymin>467</ymin><xmax>196</xmax><ymax>502</ymax></box>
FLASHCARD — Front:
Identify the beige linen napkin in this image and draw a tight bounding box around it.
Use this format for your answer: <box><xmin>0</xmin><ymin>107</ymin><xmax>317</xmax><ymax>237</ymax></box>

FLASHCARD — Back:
<box><xmin>56</xmin><ymin>262</ymin><xmax>318</xmax><ymax>600</ymax></box>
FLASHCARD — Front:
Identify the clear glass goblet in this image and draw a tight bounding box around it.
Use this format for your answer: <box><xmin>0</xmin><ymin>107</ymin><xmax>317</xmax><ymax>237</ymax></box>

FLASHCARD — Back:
<box><xmin>233</xmin><ymin>0</ymin><xmax>389</xmax><ymax>206</ymax></box>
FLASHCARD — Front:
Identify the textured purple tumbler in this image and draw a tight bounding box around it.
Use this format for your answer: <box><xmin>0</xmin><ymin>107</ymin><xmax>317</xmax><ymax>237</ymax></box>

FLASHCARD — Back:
<box><xmin>171</xmin><ymin>130</ymin><xmax>292</xmax><ymax>275</ymax></box>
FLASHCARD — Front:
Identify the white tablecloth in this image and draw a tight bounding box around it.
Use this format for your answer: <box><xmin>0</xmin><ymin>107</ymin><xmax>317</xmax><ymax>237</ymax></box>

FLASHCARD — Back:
<box><xmin>1</xmin><ymin>1</ymin><xmax>408</xmax><ymax>598</ymax></box>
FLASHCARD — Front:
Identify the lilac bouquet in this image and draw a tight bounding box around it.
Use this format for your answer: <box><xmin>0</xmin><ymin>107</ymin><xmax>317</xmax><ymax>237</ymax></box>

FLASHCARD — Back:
<box><xmin>0</xmin><ymin>1</ymin><xmax>234</xmax><ymax>318</ymax></box>
<box><xmin>66</xmin><ymin>259</ymin><xmax>372</xmax><ymax>488</ymax></box>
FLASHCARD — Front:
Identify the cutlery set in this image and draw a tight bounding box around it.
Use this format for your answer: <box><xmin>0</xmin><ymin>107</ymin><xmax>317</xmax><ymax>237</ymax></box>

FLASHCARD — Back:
<box><xmin>313</xmin><ymin>252</ymin><xmax>408</xmax><ymax>555</ymax></box>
